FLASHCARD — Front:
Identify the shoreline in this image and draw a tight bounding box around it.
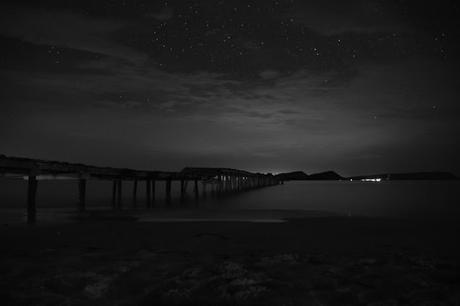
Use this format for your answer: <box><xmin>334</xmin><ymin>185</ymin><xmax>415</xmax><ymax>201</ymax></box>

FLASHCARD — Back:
<box><xmin>0</xmin><ymin>208</ymin><xmax>345</xmax><ymax>226</ymax></box>
<box><xmin>2</xmin><ymin>206</ymin><xmax>460</xmax><ymax>227</ymax></box>
<box><xmin>1</xmin><ymin>212</ymin><xmax>459</xmax><ymax>305</ymax></box>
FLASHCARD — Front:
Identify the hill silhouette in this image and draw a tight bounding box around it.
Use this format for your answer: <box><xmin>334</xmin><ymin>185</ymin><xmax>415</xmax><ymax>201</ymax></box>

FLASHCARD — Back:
<box><xmin>307</xmin><ymin>171</ymin><xmax>343</xmax><ymax>180</ymax></box>
<box><xmin>275</xmin><ymin>171</ymin><xmax>343</xmax><ymax>181</ymax></box>
<box><xmin>348</xmin><ymin>171</ymin><xmax>458</xmax><ymax>181</ymax></box>
<box><xmin>275</xmin><ymin>171</ymin><xmax>309</xmax><ymax>181</ymax></box>
<box><xmin>276</xmin><ymin>170</ymin><xmax>458</xmax><ymax>181</ymax></box>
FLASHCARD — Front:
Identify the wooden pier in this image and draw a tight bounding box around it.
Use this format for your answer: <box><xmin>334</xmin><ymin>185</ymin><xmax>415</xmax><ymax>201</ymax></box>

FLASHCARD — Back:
<box><xmin>0</xmin><ymin>155</ymin><xmax>283</xmax><ymax>223</ymax></box>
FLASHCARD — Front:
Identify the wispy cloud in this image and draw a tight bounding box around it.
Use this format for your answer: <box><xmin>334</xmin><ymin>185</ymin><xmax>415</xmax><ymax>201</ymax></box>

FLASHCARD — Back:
<box><xmin>0</xmin><ymin>4</ymin><xmax>147</xmax><ymax>63</ymax></box>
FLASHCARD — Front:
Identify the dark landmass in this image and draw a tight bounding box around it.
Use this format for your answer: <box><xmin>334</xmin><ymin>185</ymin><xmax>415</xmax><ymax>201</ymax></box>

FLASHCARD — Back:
<box><xmin>275</xmin><ymin>171</ymin><xmax>309</xmax><ymax>181</ymax></box>
<box><xmin>276</xmin><ymin>170</ymin><xmax>343</xmax><ymax>181</ymax></box>
<box><xmin>306</xmin><ymin>171</ymin><xmax>344</xmax><ymax>181</ymax></box>
<box><xmin>277</xmin><ymin>170</ymin><xmax>458</xmax><ymax>181</ymax></box>
<box><xmin>348</xmin><ymin>171</ymin><xmax>459</xmax><ymax>181</ymax></box>
<box><xmin>1</xmin><ymin>213</ymin><xmax>460</xmax><ymax>305</ymax></box>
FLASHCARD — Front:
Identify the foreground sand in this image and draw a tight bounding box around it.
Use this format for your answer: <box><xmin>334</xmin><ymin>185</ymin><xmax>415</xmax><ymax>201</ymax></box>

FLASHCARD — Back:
<box><xmin>1</xmin><ymin>210</ymin><xmax>459</xmax><ymax>305</ymax></box>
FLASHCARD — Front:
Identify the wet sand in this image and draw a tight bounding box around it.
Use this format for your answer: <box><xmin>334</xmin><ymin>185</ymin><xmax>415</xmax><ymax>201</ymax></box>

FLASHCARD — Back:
<box><xmin>1</xmin><ymin>210</ymin><xmax>459</xmax><ymax>305</ymax></box>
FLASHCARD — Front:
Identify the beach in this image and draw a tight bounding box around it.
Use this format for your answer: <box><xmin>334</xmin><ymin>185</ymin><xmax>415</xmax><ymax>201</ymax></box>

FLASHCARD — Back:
<box><xmin>1</xmin><ymin>210</ymin><xmax>459</xmax><ymax>305</ymax></box>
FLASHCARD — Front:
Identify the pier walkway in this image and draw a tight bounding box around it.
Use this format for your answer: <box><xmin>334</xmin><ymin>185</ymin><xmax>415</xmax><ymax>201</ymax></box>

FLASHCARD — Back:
<box><xmin>0</xmin><ymin>155</ymin><xmax>282</xmax><ymax>223</ymax></box>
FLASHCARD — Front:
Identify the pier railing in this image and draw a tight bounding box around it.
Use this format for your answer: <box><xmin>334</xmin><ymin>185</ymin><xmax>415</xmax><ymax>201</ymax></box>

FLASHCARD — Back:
<box><xmin>0</xmin><ymin>155</ymin><xmax>283</xmax><ymax>223</ymax></box>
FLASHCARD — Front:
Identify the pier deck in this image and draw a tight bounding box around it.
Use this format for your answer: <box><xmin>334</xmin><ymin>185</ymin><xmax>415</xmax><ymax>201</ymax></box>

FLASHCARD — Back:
<box><xmin>0</xmin><ymin>155</ymin><xmax>282</xmax><ymax>223</ymax></box>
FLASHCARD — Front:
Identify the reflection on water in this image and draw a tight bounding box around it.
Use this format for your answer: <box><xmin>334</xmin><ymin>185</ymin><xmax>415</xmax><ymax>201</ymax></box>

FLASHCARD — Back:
<box><xmin>216</xmin><ymin>180</ymin><xmax>460</xmax><ymax>218</ymax></box>
<box><xmin>1</xmin><ymin>178</ymin><xmax>459</xmax><ymax>223</ymax></box>
<box><xmin>137</xmin><ymin>217</ymin><xmax>286</xmax><ymax>223</ymax></box>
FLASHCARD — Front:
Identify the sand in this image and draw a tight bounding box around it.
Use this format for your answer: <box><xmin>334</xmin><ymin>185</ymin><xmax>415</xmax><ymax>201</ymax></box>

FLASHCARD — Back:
<box><xmin>0</xmin><ymin>210</ymin><xmax>459</xmax><ymax>305</ymax></box>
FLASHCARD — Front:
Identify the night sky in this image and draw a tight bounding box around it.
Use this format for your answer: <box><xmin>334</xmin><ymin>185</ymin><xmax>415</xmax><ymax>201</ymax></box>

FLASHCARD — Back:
<box><xmin>1</xmin><ymin>0</ymin><xmax>459</xmax><ymax>175</ymax></box>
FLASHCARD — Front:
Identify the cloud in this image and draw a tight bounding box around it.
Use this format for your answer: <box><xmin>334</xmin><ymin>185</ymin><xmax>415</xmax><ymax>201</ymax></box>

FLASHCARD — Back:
<box><xmin>1</xmin><ymin>2</ymin><xmax>458</xmax><ymax>174</ymax></box>
<box><xmin>259</xmin><ymin>70</ymin><xmax>280</xmax><ymax>80</ymax></box>
<box><xmin>0</xmin><ymin>4</ymin><xmax>147</xmax><ymax>63</ymax></box>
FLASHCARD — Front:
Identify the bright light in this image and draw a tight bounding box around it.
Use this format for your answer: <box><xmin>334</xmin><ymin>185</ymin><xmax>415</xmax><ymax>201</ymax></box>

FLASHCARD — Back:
<box><xmin>361</xmin><ymin>178</ymin><xmax>382</xmax><ymax>182</ymax></box>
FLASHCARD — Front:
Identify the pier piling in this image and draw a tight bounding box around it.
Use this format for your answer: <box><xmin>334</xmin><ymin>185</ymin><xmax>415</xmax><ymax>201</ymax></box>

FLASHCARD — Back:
<box><xmin>132</xmin><ymin>179</ymin><xmax>138</xmax><ymax>208</ymax></box>
<box><xmin>27</xmin><ymin>175</ymin><xmax>37</xmax><ymax>224</ymax></box>
<box><xmin>194</xmin><ymin>179</ymin><xmax>199</xmax><ymax>201</ymax></box>
<box><xmin>151</xmin><ymin>179</ymin><xmax>156</xmax><ymax>208</ymax></box>
<box><xmin>180</xmin><ymin>179</ymin><xmax>186</xmax><ymax>203</ymax></box>
<box><xmin>201</xmin><ymin>182</ymin><xmax>207</xmax><ymax>198</ymax></box>
<box><xmin>146</xmin><ymin>179</ymin><xmax>151</xmax><ymax>208</ymax></box>
<box><xmin>0</xmin><ymin>155</ymin><xmax>282</xmax><ymax>223</ymax></box>
<box><xmin>78</xmin><ymin>178</ymin><xmax>86</xmax><ymax>212</ymax></box>
<box><xmin>165</xmin><ymin>179</ymin><xmax>172</xmax><ymax>205</ymax></box>
<box><xmin>117</xmin><ymin>179</ymin><xmax>122</xmax><ymax>209</ymax></box>
<box><xmin>112</xmin><ymin>180</ymin><xmax>117</xmax><ymax>209</ymax></box>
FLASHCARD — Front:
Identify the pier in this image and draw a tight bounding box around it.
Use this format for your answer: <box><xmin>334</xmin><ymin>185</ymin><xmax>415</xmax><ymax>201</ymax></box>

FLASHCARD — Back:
<box><xmin>0</xmin><ymin>155</ymin><xmax>282</xmax><ymax>224</ymax></box>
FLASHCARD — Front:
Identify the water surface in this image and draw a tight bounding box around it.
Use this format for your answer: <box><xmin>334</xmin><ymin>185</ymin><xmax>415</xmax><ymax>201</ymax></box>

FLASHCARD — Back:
<box><xmin>1</xmin><ymin>178</ymin><xmax>459</xmax><ymax>222</ymax></box>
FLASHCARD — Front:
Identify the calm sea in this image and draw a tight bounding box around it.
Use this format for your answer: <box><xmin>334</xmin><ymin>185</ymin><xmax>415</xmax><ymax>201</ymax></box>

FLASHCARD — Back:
<box><xmin>217</xmin><ymin>180</ymin><xmax>460</xmax><ymax>218</ymax></box>
<box><xmin>1</xmin><ymin>178</ymin><xmax>459</xmax><ymax>222</ymax></box>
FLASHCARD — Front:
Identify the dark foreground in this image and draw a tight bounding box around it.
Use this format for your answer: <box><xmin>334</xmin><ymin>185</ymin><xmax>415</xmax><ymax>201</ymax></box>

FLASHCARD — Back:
<box><xmin>1</xmin><ymin>213</ymin><xmax>460</xmax><ymax>305</ymax></box>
